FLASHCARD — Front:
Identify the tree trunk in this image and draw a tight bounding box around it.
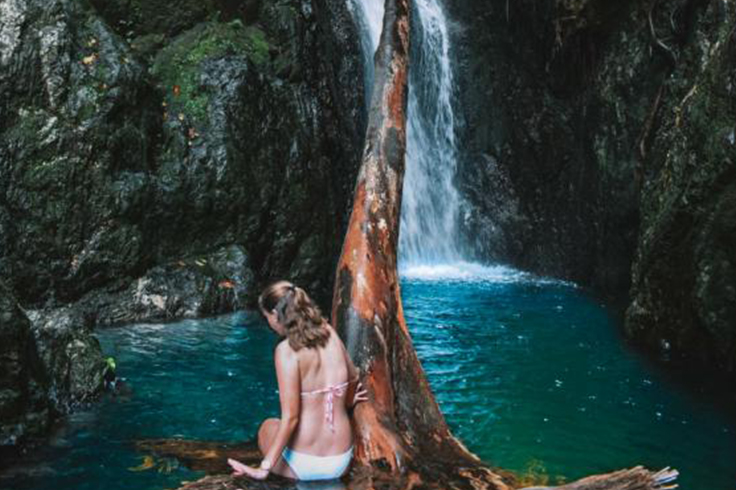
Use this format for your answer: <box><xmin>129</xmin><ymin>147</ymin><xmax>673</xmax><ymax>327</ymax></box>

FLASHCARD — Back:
<box><xmin>137</xmin><ymin>0</ymin><xmax>678</xmax><ymax>488</ymax></box>
<box><xmin>327</xmin><ymin>0</ymin><xmax>510</xmax><ymax>486</ymax></box>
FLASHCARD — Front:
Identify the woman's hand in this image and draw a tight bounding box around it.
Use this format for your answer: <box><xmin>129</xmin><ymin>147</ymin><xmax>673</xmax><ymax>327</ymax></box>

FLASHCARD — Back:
<box><xmin>227</xmin><ymin>458</ymin><xmax>268</xmax><ymax>480</ymax></box>
<box><xmin>351</xmin><ymin>381</ymin><xmax>368</xmax><ymax>407</ymax></box>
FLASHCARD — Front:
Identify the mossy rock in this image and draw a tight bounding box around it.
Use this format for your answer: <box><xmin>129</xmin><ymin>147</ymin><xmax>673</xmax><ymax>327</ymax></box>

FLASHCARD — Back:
<box><xmin>151</xmin><ymin>21</ymin><xmax>272</xmax><ymax>124</ymax></box>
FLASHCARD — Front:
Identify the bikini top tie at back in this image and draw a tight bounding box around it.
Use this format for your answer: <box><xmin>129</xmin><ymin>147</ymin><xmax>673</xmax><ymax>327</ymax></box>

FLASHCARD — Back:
<box><xmin>301</xmin><ymin>381</ymin><xmax>350</xmax><ymax>432</ymax></box>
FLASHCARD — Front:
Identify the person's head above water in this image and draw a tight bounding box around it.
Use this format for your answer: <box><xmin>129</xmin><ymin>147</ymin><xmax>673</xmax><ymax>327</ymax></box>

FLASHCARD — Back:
<box><xmin>258</xmin><ymin>280</ymin><xmax>330</xmax><ymax>351</ymax></box>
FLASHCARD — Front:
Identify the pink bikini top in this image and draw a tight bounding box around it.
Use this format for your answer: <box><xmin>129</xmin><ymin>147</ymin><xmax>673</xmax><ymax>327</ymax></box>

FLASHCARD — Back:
<box><xmin>300</xmin><ymin>380</ymin><xmax>350</xmax><ymax>432</ymax></box>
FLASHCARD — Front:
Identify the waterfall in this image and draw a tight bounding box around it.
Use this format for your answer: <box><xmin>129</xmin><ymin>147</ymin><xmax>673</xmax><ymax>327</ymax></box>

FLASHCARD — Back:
<box><xmin>349</xmin><ymin>0</ymin><xmax>465</xmax><ymax>268</ymax></box>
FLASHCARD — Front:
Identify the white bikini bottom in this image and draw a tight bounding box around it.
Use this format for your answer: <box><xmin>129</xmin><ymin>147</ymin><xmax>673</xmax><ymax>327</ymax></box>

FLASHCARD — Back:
<box><xmin>281</xmin><ymin>446</ymin><xmax>353</xmax><ymax>481</ymax></box>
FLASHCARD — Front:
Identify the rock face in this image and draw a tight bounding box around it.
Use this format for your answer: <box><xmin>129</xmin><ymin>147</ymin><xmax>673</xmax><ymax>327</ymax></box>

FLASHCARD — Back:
<box><xmin>0</xmin><ymin>0</ymin><xmax>365</xmax><ymax>448</ymax></box>
<box><xmin>626</xmin><ymin>1</ymin><xmax>736</xmax><ymax>374</ymax></box>
<box><xmin>76</xmin><ymin>245</ymin><xmax>255</xmax><ymax>326</ymax></box>
<box><xmin>445</xmin><ymin>0</ymin><xmax>735</xmax><ymax>376</ymax></box>
<box><xmin>0</xmin><ymin>281</ymin><xmax>51</xmax><ymax>452</ymax></box>
<box><xmin>1</xmin><ymin>281</ymin><xmax>108</xmax><ymax>458</ymax></box>
<box><xmin>24</xmin><ymin>307</ymin><xmax>106</xmax><ymax>411</ymax></box>
<box><xmin>0</xmin><ymin>0</ymin><xmax>365</xmax><ymax>311</ymax></box>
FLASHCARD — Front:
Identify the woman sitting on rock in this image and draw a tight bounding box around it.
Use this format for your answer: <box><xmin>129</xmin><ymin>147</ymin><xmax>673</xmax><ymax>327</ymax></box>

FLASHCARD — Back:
<box><xmin>227</xmin><ymin>280</ymin><xmax>367</xmax><ymax>481</ymax></box>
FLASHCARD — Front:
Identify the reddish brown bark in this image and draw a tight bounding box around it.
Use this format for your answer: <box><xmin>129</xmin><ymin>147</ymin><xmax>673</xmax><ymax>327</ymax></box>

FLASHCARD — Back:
<box><xmin>136</xmin><ymin>0</ymin><xmax>678</xmax><ymax>488</ymax></box>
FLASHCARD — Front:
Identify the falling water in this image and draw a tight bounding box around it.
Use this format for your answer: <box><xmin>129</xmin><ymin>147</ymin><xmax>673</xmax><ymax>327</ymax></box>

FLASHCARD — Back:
<box><xmin>349</xmin><ymin>0</ymin><xmax>465</xmax><ymax>267</ymax></box>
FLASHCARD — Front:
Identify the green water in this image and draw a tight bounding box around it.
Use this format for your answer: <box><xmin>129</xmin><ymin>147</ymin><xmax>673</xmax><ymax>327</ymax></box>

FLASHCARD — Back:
<box><xmin>2</xmin><ymin>264</ymin><xmax>734</xmax><ymax>489</ymax></box>
<box><xmin>401</xmin><ymin>264</ymin><xmax>736</xmax><ymax>488</ymax></box>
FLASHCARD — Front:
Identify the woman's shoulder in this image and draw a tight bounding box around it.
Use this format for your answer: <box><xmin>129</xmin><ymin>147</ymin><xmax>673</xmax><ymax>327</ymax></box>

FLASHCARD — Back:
<box><xmin>324</xmin><ymin>322</ymin><xmax>343</xmax><ymax>339</ymax></box>
<box><xmin>324</xmin><ymin>324</ymin><xmax>347</xmax><ymax>348</ymax></box>
<box><xmin>274</xmin><ymin>338</ymin><xmax>299</xmax><ymax>361</ymax></box>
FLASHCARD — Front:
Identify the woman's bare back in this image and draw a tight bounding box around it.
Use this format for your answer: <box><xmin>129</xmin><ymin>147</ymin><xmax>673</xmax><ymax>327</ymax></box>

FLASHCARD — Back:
<box><xmin>288</xmin><ymin>325</ymin><xmax>357</xmax><ymax>455</ymax></box>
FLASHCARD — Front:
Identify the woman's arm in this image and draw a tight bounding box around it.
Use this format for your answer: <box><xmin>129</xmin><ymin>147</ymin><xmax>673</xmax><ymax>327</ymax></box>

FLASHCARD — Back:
<box><xmin>262</xmin><ymin>342</ymin><xmax>301</xmax><ymax>469</ymax></box>
<box><xmin>227</xmin><ymin>342</ymin><xmax>300</xmax><ymax>480</ymax></box>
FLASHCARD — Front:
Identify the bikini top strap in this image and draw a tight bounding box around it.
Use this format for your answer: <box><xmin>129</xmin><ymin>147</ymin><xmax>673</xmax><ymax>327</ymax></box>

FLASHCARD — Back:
<box><xmin>300</xmin><ymin>380</ymin><xmax>350</xmax><ymax>396</ymax></box>
<box><xmin>300</xmin><ymin>381</ymin><xmax>350</xmax><ymax>432</ymax></box>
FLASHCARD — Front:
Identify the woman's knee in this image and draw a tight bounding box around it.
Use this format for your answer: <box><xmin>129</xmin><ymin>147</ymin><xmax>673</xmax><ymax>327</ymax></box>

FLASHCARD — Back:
<box><xmin>257</xmin><ymin>418</ymin><xmax>280</xmax><ymax>453</ymax></box>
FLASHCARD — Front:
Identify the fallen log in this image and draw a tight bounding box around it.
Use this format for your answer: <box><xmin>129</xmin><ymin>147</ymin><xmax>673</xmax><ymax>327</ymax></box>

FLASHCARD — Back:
<box><xmin>135</xmin><ymin>439</ymin><xmax>259</xmax><ymax>475</ymax></box>
<box><xmin>136</xmin><ymin>0</ymin><xmax>678</xmax><ymax>487</ymax></box>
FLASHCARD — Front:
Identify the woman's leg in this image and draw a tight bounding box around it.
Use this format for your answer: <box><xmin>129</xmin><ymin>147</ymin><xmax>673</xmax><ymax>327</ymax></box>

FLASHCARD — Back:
<box><xmin>257</xmin><ymin>418</ymin><xmax>279</xmax><ymax>454</ymax></box>
<box><xmin>257</xmin><ymin>418</ymin><xmax>297</xmax><ymax>479</ymax></box>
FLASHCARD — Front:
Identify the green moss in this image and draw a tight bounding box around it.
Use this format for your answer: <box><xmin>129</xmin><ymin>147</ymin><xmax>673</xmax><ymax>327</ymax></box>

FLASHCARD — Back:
<box><xmin>152</xmin><ymin>21</ymin><xmax>272</xmax><ymax>124</ymax></box>
<box><xmin>243</xmin><ymin>25</ymin><xmax>270</xmax><ymax>66</ymax></box>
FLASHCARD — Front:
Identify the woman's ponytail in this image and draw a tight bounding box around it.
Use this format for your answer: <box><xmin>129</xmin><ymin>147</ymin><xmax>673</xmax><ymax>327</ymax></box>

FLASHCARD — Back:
<box><xmin>259</xmin><ymin>281</ymin><xmax>330</xmax><ymax>350</ymax></box>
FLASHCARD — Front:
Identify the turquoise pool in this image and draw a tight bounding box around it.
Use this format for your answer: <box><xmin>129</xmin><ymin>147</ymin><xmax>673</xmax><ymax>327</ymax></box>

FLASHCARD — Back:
<box><xmin>3</xmin><ymin>264</ymin><xmax>734</xmax><ymax>489</ymax></box>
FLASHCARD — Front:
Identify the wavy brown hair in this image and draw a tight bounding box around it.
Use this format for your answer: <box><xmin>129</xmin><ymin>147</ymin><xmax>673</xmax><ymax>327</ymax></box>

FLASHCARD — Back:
<box><xmin>258</xmin><ymin>280</ymin><xmax>330</xmax><ymax>350</ymax></box>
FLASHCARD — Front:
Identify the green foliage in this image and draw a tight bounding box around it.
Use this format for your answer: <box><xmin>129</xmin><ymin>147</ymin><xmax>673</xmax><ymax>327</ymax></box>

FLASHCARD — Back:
<box><xmin>152</xmin><ymin>21</ymin><xmax>272</xmax><ymax>123</ymax></box>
